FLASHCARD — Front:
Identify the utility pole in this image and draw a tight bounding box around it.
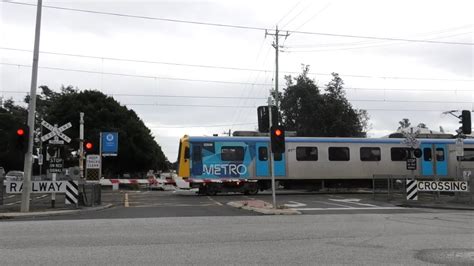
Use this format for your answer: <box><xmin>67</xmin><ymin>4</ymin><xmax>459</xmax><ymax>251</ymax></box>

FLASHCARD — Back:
<box><xmin>265</xmin><ymin>26</ymin><xmax>289</xmax><ymax>209</ymax></box>
<box><xmin>21</xmin><ymin>0</ymin><xmax>43</xmax><ymax>212</ymax></box>
<box><xmin>265</xmin><ymin>26</ymin><xmax>289</xmax><ymax>109</ymax></box>
<box><xmin>79</xmin><ymin>112</ymin><xmax>84</xmax><ymax>180</ymax></box>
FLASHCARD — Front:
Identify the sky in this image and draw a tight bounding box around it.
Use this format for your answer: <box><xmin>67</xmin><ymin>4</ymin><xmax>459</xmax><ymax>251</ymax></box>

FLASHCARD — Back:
<box><xmin>0</xmin><ymin>0</ymin><xmax>473</xmax><ymax>162</ymax></box>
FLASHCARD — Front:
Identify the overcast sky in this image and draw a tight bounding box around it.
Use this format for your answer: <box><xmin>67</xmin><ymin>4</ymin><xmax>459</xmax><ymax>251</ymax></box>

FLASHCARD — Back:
<box><xmin>1</xmin><ymin>0</ymin><xmax>473</xmax><ymax>162</ymax></box>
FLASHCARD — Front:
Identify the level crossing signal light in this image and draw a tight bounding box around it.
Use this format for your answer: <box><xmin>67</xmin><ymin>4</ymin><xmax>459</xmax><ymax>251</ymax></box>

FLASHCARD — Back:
<box><xmin>84</xmin><ymin>140</ymin><xmax>94</xmax><ymax>152</ymax></box>
<box><xmin>460</xmin><ymin>110</ymin><xmax>471</xmax><ymax>135</ymax></box>
<box><xmin>270</xmin><ymin>126</ymin><xmax>285</xmax><ymax>154</ymax></box>
<box><xmin>16</xmin><ymin>125</ymin><xmax>29</xmax><ymax>153</ymax></box>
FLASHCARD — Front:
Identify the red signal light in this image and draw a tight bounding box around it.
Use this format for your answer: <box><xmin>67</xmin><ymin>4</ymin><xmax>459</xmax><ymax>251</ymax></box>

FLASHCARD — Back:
<box><xmin>275</xmin><ymin>129</ymin><xmax>282</xmax><ymax>136</ymax></box>
<box><xmin>85</xmin><ymin>142</ymin><xmax>93</xmax><ymax>150</ymax></box>
<box><xmin>17</xmin><ymin>128</ymin><xmax>25</xmax><ymax>136</ymax></box>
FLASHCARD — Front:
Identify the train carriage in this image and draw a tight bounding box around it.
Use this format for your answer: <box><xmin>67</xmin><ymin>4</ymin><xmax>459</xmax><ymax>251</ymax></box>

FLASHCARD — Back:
<box><xmin>177</xmin><ymin>134</ymin><xmax>474</xmax><ymax>195</ymax></box>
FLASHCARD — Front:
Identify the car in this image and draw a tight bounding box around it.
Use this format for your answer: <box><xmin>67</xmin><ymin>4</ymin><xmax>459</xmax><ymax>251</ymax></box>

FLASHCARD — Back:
<box><xmin>5</xmin><ymin>171</ymin><xmax>24</xmax><ymax>181</ymax></box>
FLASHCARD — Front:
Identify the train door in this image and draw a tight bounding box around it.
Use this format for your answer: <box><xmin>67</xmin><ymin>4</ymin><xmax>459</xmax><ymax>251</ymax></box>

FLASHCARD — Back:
<box><xmin>273</xmin><ymin>151</ymin><xmax>286</xmax><ymax>177</ymax></box>
<box><xmin>420</xmin><ymin>143</ymin><xmax>447</xmax><ymax>176</ymax></box>
<box><xmin>255</xmin><ymin>142</ymin><xmax>286</xmax><ymax>177</ymax></box>
<box><xmin>191</xmin><ymin>143</ymin><xmax>203</xmax><ymax>176</ymax></box>
<box><xmin>256</xmin><ymin>143</ymin><xmax>269</xmax><ymax>176</ymax></box>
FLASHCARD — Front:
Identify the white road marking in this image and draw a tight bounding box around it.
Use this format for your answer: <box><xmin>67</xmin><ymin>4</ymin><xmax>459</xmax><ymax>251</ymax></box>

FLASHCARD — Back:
<box><xmin>284</xmin><ymin>201</ymin><xmax>307</xmax><ymax>208</ymax></box>
<box><xmin>35</xmin><ymin>195</ymin><xmax>48</xmax><ymax>199</ymax></box>
<box><xmin>293</xmin><ymin>207</ymin><xmax>405</xmax><ymax>211</ymax></box>
<box><xmin>312</xmin><ymin>200</ymin><xmax>355</xmax><ymax>208</ymax></box>
<box><xmin>207</xmin><ymin>196</ymin><xmax>223</xmax><ymax>206</ymax></box>
<box><xmin>5</xmin><ymin>201</ymin><xmax>22</xmax><ymax>206</ymax></box>
<box><xmin>329</xmin><ymin>198</ymin><xmax>377</xmax><ymax>207</ymax></box>
<box><xmin>6</xmin><ymin>195</ymin><xmax>16</xmax><ymax>199</ymax></box>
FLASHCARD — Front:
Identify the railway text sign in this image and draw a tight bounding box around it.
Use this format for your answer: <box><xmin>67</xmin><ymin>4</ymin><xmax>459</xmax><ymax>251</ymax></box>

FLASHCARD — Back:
<box><xmin>5</xmin><ymin>181</ymin><xmax>69</xmax><ymax>194</ymax></box>
<box><xmin>417</xmin><ymin>181</ymin><xmax>469</xmax><ymax>192</ymax></box>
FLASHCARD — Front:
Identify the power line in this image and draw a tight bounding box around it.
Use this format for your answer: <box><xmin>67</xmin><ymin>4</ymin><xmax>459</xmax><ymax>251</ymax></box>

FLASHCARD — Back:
<box><xmin>3</xmin><ymin>1</ymin><xmax>473</xmax><ymax>46</ymax></box>
<box><xmin>0</xmin><ymin>47</ymin><xmax>270</xmax><ymax>73</ymax></box>
<box><xmin>148</xmin><ymin>122</ymin><xmax>256</xmax><ymax>129</ymax></box>
<box><xmin>2</xmin><ymin>47</ymin><xmax>473</xmax><ymax>82</ymax></box>
<box><xmin>0</xmin><ymin>63</ymin><xmax>273</xmax><ymax>86</ymax></box>
<box><xmin>2</xmin><ymin>1</ymin><xmax>266</xmax><ymax>31</ymax></box>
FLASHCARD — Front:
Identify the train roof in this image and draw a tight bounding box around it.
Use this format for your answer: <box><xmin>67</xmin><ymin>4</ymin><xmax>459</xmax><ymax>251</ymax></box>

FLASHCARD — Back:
<box><xmin>186</xmin><ymin>136</ymin><xmax>474</xmax><ymax>145</ymax></box>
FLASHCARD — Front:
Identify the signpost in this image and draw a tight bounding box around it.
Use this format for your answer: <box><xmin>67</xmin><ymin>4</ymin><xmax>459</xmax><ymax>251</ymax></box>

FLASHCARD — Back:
<box><xmin>406</xmin><ymin>158</ymin><xmax>417</xmax><ymax>171</ymax></box>
<box><xmin>49</xmin><ymin>158</ymin><xmax>63</xmax><ymax>173</ymax></box>
<box><xmin>40</xmin><ymin>119</ymin><xmax>72</xmax><ymax>208</ymax></box>
<box><xmin>86</xmin><ymin>155</ymin><xmax>101</xmax><ymax>169</ymax></box>
<box><xmin>101</xmin><ymin>132</ymin><xmax>118</xmax><ymax>156</ymax></box>
<box><xmin>40</xmin><ymin>120</ymin><xmax>72</xmax><ymax>145</ymax></box>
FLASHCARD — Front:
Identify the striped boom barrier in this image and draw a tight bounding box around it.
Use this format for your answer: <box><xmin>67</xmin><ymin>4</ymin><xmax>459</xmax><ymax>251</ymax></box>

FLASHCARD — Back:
<box><xmin>65</xmin><ymin>181</ymin><xmax>79</xmax><ymax>205</ymax></box>
<box><xmin>406</xmin><ymin>179</ymin><xmax>418</xmax><ymax>200</ymax></box>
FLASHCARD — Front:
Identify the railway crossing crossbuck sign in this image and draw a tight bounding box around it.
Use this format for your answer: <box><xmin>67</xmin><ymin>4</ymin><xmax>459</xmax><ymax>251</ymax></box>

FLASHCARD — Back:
<box><xmin>40</xmin><ymin>120</ymin><xmax>72</xmax><ymax>145</ymax></box>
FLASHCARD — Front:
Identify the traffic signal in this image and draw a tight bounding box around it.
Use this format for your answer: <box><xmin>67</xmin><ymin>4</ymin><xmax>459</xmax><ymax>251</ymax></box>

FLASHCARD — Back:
<box><xmin>257</xmin><ymin>106</ymin><xmax>278</xmax><ymax>133</ymax></box>
<box><xmin>84</xmin><ymin>140</ymin><xmax>94</xmax><ymax>152</ymax></box>
<box><xmin>16</xmin><ymin>125</ymin><xmax>29</xmax><ymax>153</ymax></box>
<box><xmin>461</xmin><ymin>110</ymin><xmax>471</xmax><ymax>135</ymax></box>
<box><xmin>270</xmin><ymin>126</ymin><xmax>285</xmax><ymax>153</ymax></box>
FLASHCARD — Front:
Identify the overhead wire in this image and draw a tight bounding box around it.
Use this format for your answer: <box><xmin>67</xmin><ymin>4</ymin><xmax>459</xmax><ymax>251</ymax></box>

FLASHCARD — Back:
<box><xmin>2</xmin><ymin>1</ymin><xmax>473</xmax><ymax>46</ymax></box>
<box><xmin>2</xmin><ymin>47</ymin><xmax>472</xmax><ymax>82</ymax></box>
<box><xmin>0</xmin><ymin>62</ymin><xmax>274</xmax><ymax>86</ymax></box>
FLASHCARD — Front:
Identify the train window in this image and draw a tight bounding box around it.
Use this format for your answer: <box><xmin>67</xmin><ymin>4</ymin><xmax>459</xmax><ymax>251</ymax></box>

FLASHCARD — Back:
<box><xmin>184</xmin><ymin>147</ymin><xmax>190</xmax><ymax>160</ymax></box>
<box><xmin>360</xmin><ymin>147</ymin><xmax>381</xmax><ymax>161</ymax></box>
<box><xmin>390</xmin><ymin>148</ymin><xmax>409</xmax><ymax>161</ymax></box>
<box><xmin>328</xmin><ymin>147</ymin><xmax>350</xmax><ymax>161</ymax></box>
<box><xmin>221</xmin><ymin>146</ymin><xmax>244</xmax><ymax>161</ymax></box>
<box><xmin>296</xmin><ymin>147</ymin><xmax>318</xmax><ymax>161</ymax></box>
<box><xmin>458</xmin><ymin>148</ymin><xmax>474</xmax><ymax>161</ymax></box>
<box><xmin>192</xmin><ymin>145</ymin><xmax>202</xmax><ymax>162</ymax></box>
<box><xmin>258</xmin><ymin>147</ymin><xmax>268</xmax><ymax>161</ymax></box>
<box><xmin>423</xmin><ymin>148</ymin><xmax>432</xmax><ymax>161</ymax></box>
<box><xmin>436</xmin><ymin>148</ymin><xmax>444</xmax><ymax>161</ymax></box>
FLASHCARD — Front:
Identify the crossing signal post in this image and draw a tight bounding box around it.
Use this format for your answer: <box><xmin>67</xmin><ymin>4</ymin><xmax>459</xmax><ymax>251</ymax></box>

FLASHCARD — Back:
<box><xmin>16</xmin><ymin>125</ymin><xmax>29</xmax><ymax>153</ymax></box>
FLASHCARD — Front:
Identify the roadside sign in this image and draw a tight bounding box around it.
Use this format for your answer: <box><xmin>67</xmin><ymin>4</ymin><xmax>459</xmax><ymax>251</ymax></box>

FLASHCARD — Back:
<box><xmin>86</xmin><ymin>155</ymin><xmax>101</xmax><ymax>169</ymax></box>
<box><xmin>6</xmin><ymin>181</ymin><xmax>69</xmax><ymax>193</ymax></box>
<box><xmin>417</xmin><ymin>181</ymin><xmax>469</xmax><ymax>192</ymax></box>
<box><xmin>40</xmin><ymin>120</ymin><xmax>72</xmax><ymax>144</ymax></box>
<box><xmin>49</xmin><ymin>158</ymin><xmax>63</xmax><ymax>173</ymax></box>
<box><xmin>101</xmin><ymin>132</ymin><xmax>118</xmax><ymax>156</ymax></box>
<box><xmin>406</xmin><ymin>158</ymin><xmax>417</xmax><ymax>170</ymax></box>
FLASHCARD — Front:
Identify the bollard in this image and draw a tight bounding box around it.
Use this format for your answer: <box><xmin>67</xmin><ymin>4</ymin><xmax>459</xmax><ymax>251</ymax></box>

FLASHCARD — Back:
<box><xmin>124</xmin><ymin>193</ymin><xmax>129</xmax><ymax>207</ymax></box>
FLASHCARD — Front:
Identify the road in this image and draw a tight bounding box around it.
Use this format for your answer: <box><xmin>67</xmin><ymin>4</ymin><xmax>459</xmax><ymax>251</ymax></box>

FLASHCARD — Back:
<box><xmin>1</xmin><ymin>210</ymin><xmax>473</xmax><ymax>264</ymax></box>
<box><xmin>3</xmin><ymin>189</ymin><xmax>449</xmax><ymax>220</ymax></box>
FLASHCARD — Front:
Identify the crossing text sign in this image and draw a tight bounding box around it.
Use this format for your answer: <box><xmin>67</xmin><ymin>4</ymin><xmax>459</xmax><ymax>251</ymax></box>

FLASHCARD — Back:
<box><xmin>417</xmin><ymin>181</ymin><xmax>469</xmax><ymax>192</ymax></box>
<box><xmin>5</xmin><ymin>181</ymin><xmax>69</xmax><ymax>194</ymax></box>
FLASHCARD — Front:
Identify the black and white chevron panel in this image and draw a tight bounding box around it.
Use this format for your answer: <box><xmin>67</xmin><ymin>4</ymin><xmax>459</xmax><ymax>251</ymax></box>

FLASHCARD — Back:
<box><xmin>65</xmin><ymin>181</ymin><xmax>79</xmax><ymax>205</ymax></box>
<box><xmin>406</xmin><ymin>179</ymin><xmax>418</xmax><ymax>200</ymax></box>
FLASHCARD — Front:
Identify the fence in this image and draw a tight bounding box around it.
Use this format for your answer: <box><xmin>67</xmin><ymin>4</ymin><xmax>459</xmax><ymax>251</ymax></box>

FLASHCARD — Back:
<box><xmin>372</xmin><ymin>173</ymin><xmax>473</xmax><ymax>204</ymax></box>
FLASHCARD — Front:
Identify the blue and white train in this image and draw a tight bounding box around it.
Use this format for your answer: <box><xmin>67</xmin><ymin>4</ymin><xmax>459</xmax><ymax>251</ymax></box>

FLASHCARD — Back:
<box><xmin>177</xmin><ymin>134</ymin><xmax>474</xmax><ymax>195</ymax></box>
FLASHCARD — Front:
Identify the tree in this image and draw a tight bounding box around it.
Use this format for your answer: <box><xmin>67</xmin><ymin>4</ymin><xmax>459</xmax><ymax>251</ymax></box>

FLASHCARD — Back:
<box><xmin>278</xmin><ymin>66</ymin><xmax>368</xmax><ymax>137</ymax></box>
<box><xmin>0</xmin><ymin>99</ymin><xmax>28</xmax><ymax>171</ymax></box>
<box><xmin>23</xmin><ymin>86</ymin><xmax>169</xmax><ymax>176</ymax></box>
<box><xmin>398</xmin><ymin>118</ymin><xmax>411</xmax><ymax>129</ymax></box>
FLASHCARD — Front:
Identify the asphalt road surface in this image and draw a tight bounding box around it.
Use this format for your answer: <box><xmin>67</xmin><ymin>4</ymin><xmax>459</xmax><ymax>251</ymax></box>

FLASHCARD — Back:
<box><xmin>3</xmin><ymin>189</ymin><xmax>450</xmax><ymax>221</ymax></box>
<box><xmin>1</xmin><ymin>211</ymin><xmax>473</xmax><ymax>265</ymax></box>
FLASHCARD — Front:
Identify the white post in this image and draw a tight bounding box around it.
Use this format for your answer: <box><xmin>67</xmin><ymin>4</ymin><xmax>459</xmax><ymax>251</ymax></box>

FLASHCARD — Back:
<box><xmin>268</xmin><ymin>97</ymin><xmax>276</xmax><ymax>209</ymax></box>
<box><xmin>21</xmin><ymin>0</ymin><xmax>43</xmax><ymax>213</ymax></box>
